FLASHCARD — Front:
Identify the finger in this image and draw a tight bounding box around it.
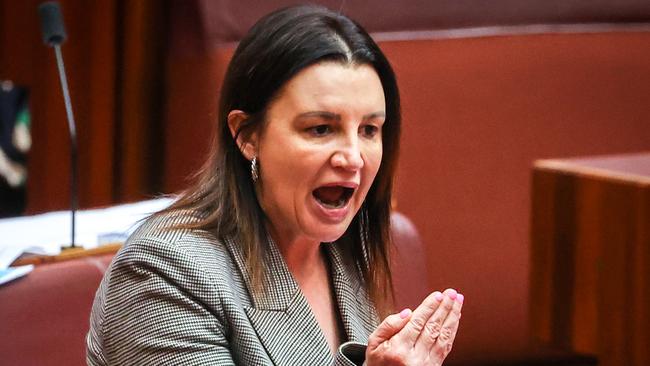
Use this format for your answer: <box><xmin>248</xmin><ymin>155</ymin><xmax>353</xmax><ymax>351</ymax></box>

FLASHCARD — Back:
<box><xmin>392</xmin><ymin>290</ymin><xmax>444</xmax><ymax>345</ymax></box>
<box><xmin>414</xmin><ymin>288</ymin><xmax>458</xmax><ymax>353</ymax></box>
<box><xmin>367</xmin><ymin>308</ymin><xmax>412</xmax><ymax>351</ymax></box>
<box><xmin>430</xmin><ymin>292</ymin><xmax>464</xmax><ymax>361</ymax></box>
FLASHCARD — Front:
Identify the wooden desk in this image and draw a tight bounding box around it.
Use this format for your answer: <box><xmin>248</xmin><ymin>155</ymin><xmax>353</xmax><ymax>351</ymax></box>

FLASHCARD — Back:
<box><xmin>11</xmin><ymin>243</ymin><xmax>122</xmax><ymax>266</ymax></box>
<box><xmin>530</xmin><ymin>152</ymin><xmax>649</xmax><ymax>366</ymax></box>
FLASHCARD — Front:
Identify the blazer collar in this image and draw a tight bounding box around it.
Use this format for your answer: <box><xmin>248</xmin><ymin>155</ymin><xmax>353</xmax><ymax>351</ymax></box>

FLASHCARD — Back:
<box><xmin>225</xmin><ymin>234</ymin><xmax>296</xmax><ymax>310</ymax></box>
<box><xmin>224</xmin><ymin>235</ymin><xmax>376</xmax><ymax>365</ymax></box>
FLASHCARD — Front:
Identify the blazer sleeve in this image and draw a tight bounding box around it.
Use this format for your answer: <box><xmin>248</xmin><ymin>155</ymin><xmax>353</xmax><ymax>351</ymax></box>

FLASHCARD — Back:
<box><xmin>334</xmin><ymin>341</ymin><xmax>367</xmax><ymax>366</ymax></box>
<box><xmin>87</xmin><ymin>236</ymin><xmax>236</xmax><ymax>366</ymax></box>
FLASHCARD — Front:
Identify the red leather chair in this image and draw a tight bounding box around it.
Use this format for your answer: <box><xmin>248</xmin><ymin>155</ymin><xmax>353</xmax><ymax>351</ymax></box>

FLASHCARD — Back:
<box><xmin>0</xmin><ymin>254</ymin><xmax>113</xmax><ymax>366</ymax></box>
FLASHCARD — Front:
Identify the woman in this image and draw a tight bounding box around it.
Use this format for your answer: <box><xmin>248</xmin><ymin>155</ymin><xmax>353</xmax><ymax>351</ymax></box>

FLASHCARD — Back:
<box><xmin>87</xmin><ymin>5</ymin><xmax>463</xmax><ymax>365</ymax></box>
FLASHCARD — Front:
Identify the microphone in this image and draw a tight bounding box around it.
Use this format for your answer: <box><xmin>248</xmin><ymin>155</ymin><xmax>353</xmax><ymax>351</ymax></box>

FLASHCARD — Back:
<box><xmin>38</xmin><ymin>2</ymin><xmax>67</xmax><ymax>45</ymax></box>
<box><xmin>38</xmin><ymin>1</ymin><xmax>79</xmax><ymax>249</ymax></box>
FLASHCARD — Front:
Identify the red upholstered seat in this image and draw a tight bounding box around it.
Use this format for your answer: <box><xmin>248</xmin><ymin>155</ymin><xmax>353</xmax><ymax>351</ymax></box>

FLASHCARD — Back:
<box><xmin>0</xmin><ymin>254</ymin><xmax>113</xmax><ymax>366</ymax></box>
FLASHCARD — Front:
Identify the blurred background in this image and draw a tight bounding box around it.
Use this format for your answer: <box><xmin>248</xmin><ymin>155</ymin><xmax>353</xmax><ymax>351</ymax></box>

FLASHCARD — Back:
<box><xmin>1</xmin><ymin>1</ymin><xmax>649</xmax><ymax>365</ymax></box>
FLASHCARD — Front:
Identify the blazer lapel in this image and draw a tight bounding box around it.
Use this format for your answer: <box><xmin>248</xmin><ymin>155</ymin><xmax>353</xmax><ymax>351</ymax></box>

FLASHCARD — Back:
<box><xmin>325</xmin><ymin>241</ymin><xmax>379</xmax><ymax>344</ymax></box>
<box><xmin>224</xmin><ymin>236</ymin><xmax>332</xmax><ymax>366</ymax></box>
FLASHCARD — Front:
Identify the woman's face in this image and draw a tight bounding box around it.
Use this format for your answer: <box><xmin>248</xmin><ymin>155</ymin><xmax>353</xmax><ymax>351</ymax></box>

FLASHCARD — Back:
<box><xmin>256</xmin><ymin>61</ymin><xmax>385</xmax><ymax>246</ymax></box>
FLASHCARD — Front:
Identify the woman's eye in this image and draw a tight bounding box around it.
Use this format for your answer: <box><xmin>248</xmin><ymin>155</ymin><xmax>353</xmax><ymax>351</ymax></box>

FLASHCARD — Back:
<box><xmin>309</xmin><ymin>125</ymin><xmax>331</xmax><ymax>136</ymax></box>
<box><xmin>361</xmin><ymin>124</ymin><xmax>379</xmax><ymax>137</ymax></box>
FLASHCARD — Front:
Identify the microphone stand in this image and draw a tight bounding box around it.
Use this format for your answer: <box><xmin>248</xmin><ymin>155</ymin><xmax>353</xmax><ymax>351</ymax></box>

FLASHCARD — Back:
<box><xmin>39</xmin><ymin>1</ymin><xmax>78</xmax><ymax>249</ymax></box>
<box><xmin>54</xmin><ymin>44</ymin><xmax>78</xmax><ymax>249</ymax></box>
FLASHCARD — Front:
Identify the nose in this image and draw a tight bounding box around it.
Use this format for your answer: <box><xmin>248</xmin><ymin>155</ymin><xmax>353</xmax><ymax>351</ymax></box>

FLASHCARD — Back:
<box><xmin>331</xmin><ymin>134</ymin><xmax>364</xmax><ymax>171</ymax></box>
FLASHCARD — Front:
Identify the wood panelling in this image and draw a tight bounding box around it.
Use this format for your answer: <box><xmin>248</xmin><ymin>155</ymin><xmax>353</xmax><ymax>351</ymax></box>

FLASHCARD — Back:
<box><xmin>531</xmin><ymin>154</ymin><xmax>650</xmax><ymax>366</ymax></box>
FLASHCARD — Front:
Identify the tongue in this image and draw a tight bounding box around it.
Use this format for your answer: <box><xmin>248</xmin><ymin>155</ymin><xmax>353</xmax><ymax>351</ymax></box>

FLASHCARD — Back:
<box><xmin>314</xmin><ymin>186</ymin><xmax>344</xmax><ymax>204</ymax></box>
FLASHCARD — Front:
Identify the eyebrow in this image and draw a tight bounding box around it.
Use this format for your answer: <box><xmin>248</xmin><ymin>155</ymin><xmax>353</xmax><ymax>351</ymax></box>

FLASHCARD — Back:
<box><xmin>295</xmin><ymin>111</ymin><xmax>386</xmax><ymax>122</ymax></box>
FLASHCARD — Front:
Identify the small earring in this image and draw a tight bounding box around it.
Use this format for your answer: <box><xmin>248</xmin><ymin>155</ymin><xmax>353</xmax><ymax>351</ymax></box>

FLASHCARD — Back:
<box><xmin>251</xmin><ymin>156</ymin><xmax>259</xmax><ymax>183</ymax></box>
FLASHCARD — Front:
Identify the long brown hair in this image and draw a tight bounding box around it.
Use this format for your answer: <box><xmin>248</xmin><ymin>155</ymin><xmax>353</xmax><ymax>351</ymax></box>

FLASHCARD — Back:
<box><xmin>162</xmin><ymin>5</ymin><xmax>401</xmax><ymax>317</ymax></box>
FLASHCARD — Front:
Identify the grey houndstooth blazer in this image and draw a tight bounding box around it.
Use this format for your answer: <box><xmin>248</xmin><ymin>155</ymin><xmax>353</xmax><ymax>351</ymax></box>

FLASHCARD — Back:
<box><xmin>86</xmin><ymin>210</ymin><xmax>379</xmax><ymax>365</ymax></box>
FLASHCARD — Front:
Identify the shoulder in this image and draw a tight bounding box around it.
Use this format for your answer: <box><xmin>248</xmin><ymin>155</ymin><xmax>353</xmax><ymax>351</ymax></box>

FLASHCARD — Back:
<box><xmin>97</xmin><ymin>208</ymin><xmax>247</xmax><ymax>316</ymax></box>
<box><xmin>87</xmin><ymin>209</ymin><xmax>246</xmax><ymax>365</ymax></box>
<box><xmin>113</xmin><ymin>209</ymin><xmax>232</xmax><ymax>277</ymax></box>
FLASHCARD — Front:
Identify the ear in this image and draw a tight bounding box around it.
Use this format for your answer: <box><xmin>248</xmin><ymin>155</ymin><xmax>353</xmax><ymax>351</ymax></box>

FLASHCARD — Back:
<box><xmin>227</xmin><ymin>110</ymin><xmax>258</xmax><ymax>161</ymax></box>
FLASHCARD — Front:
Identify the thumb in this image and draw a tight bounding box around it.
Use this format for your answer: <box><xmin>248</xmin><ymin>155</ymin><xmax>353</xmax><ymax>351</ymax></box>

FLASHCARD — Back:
<box><xmin>367</xmin><ymin>308</ymin><xmax>412</xmax><ymax>351</ymax></box>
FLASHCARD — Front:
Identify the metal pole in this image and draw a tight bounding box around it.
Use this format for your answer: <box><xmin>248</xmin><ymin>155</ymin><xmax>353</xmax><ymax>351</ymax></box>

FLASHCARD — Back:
<box><xmin>54</xmin><ymin>44</ymin><xmax>77</xmax><ymax>248</ymax></box>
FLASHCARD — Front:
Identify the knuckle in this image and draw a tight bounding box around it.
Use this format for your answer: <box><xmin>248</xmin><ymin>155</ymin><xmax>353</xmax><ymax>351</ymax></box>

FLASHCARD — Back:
<box><xmin>425</xmin><ymin>321</ymin><xmax>442</xmax><ymax>338</ymax></box>
<box><xmin>368</xmin><ymin>335</ymin><xmax>382</xmax><ymax>348</ymax></box>
<box><xmin>410</xmin><ymin>316</ymin><xmax>426</xmax><ymax>333</ymax></box>
<box><xmin>423</xmin><ymin>301</ymin><xmax>438</xmax><ymax>312</ymax></box>
<box><xmin>383</xmin><ymin>318</ymin><xmax>397</xmax><ymax>330</ymax></box>
<box><xmin>443</xmin><ymin>301</ymin><xmax>454</xmax><ymax>312</ymax></box>
<box><xmin>434</xmin><ymin>344</ymin><xmax>447</xmax><ymax>359</ymax></box>
<box><xmin>384</xmin><ymin>314</ymin><xmax>398</xmax><ymax>325</ymax></box>
<box><xmin>427</xmin><ymin>331</ymin><xmax>439</xmax><ymax>343</ymax></box>
<box><xmin>438</xmin><ymin>326</ymin><xmax>454</xmax><ymax>342</ymax></box>
<box><xmin>379</xmin><ymin>315</ymin><xmax>400</xmax><ymax>332</ymax></box>
<box><xmin>446</xmin><ymin>342</ymin><xmax>454</xmax><ymax>353</ymax></box>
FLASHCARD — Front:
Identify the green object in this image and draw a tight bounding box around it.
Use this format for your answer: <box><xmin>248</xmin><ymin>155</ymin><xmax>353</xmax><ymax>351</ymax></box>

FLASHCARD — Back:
<box><xmin>16</xmin><ymin>108</ymin><xmax>30</xmax><ymax>128</ymax></box>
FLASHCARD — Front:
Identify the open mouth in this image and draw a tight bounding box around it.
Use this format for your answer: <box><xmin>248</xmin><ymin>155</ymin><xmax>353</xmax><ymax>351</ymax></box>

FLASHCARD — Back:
<box><xmin>313</xmin><ymin>186</ymin><xmax>355</xmax><ymax>209</ymax></box>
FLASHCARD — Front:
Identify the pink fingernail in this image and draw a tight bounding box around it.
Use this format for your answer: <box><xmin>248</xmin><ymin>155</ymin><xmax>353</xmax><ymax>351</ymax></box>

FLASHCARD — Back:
<box><xmin>445</xmin><ymin>288</ymin><xmax>458</xmax><ymax>300</ymax></box>
<box><xmin>399</xmin><ymin>308</ymin><xmax>412</xmax><ymax>319</ymax></box>
<box><xmin>457</xmin><ymin>293</ymin><xmax>464</xmax><ymax>304</ymax></box>
<box><xmin>434</xmin><ymin>291</ymin><xmax>444</xmax><ymax>302</ymax></box>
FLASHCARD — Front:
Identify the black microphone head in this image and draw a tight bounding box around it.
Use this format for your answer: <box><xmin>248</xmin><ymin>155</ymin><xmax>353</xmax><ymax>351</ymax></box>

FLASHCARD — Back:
<box><xmin>38</xmin><ymin>2</ymin><xmax>67</xmax><ymax>46</ymax></box>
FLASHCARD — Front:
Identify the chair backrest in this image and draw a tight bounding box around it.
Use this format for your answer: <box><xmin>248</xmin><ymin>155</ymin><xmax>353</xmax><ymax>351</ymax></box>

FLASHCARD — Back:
<box><xmin>390</xmin><ymin>211</ymin><xmax>430</xmax><ymax>311</ymax></box>
<box><xmin>0</xmin><ymin>254</ymin><xmax>113</xmax><ymax>366</ymax></box>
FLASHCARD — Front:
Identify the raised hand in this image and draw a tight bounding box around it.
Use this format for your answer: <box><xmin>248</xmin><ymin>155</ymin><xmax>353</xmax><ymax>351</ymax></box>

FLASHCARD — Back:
<box><xmin>365</xmin><ymin>288</ymin><xmax>463</xmax><ymax>365</ymax></box>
